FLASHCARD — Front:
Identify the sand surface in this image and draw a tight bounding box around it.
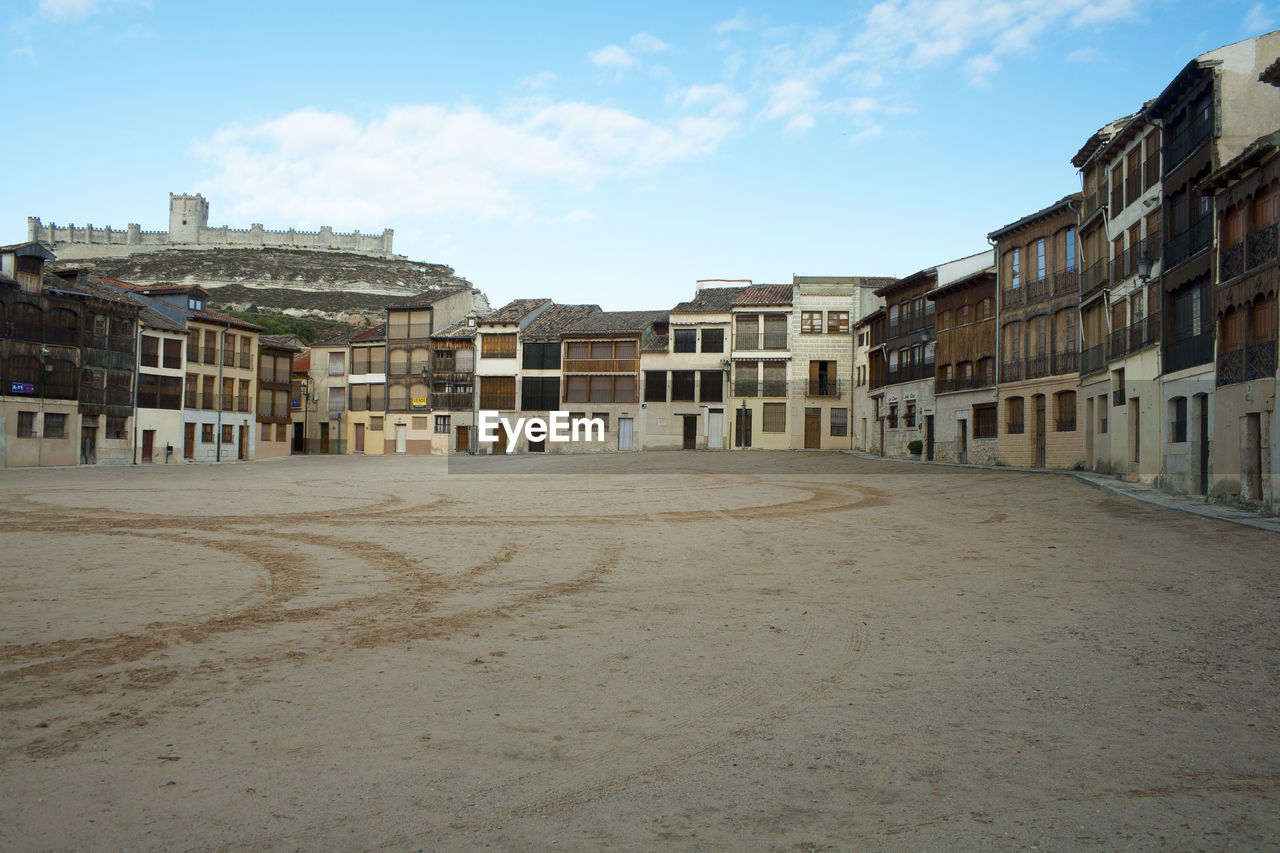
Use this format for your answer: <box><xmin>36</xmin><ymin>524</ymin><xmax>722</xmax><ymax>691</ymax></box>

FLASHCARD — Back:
<box><xmin>2</xmin><ymin>452</ymin><xmax>1278</xmax><ymax>851</ymax></box>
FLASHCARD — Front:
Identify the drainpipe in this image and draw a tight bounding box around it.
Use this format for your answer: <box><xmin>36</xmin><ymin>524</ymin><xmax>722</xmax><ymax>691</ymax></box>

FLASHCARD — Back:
<box><xmin>216</xmin><ymin>321</ymin><xmax>228</xmax><ymax>462</ymax></box>
<box><xmin>988</xmin><ymin>236</ymin><xmax>1001</xmax><ymax>384</ymax></box>
<box><xmin>132</xmin><ymin>317</ymin><xmax>141</xmax><ymax>465</ymax></box>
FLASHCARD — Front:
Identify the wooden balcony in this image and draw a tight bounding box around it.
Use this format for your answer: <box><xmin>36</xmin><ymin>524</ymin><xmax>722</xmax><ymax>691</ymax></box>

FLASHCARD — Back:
<box><xmin>563</xmin><ymin>358</ymin><xmax>639</xmax><ymax>374</ymax></box>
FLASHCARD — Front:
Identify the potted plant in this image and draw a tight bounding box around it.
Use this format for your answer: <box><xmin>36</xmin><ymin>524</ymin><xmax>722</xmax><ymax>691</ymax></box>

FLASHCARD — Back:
<box><xmin>907</xmin><ymin>439</ymin><xmax>923</xmax><ymax>456</ymax></box>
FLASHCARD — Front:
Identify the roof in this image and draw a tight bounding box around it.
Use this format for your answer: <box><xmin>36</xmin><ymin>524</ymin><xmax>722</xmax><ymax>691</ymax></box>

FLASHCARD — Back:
<box><xmin>187</xmin><ymin>306</ymin><xmax>264</xmax><ymax>333</ymax></box>
<box><xmin>928</xmin><ymin>268</ymin><xmax>997</xmax><ymax>301</ymax></box>
<box><xmin>1071</xmin><ymin>113</ymin><xmax>1134</xmax><ymax>168</ymax></box>
<box><xmin>875</xmin><ymin>268</ymin><xmax>937</xmax><ymax>297</ymax></box>
<box><xmin>293</xmin><ymin>352</ymin><xmax>311</xmax><ymax>373</ymax></box>
<box><xmin>732</xmin><ymin>284</ymin><xmax>793</xmax><ymax>307</ymax></box>
<box><xmin>260</xmin><ymin>333</ymin><xmax>306</xmax><ymax>353</ymax></box>
<box><xmin>385</xmin><ymin>286</ymin><xmax>470</xmax><ymax>310</ymax></box>
<box><xmin>522</xmin><ymin>303</ymin><xmax>602</xmax><ymax>339</ymax></box>
<box><xmin>0</xmin><ymin>241</ymin><xmax>56</xmax><ymax>260</ymax></box>
<box><xmin>480</xmin><ymin>298</ymin><xmax>552</xmax><ymax>325</ymax></box>
<box><xmin>431</xmin><ymin>315</ymin><xmax>479</xmax><ymax>340</ymax></box>
<box><xmin>313</xmin><ymin>325</ymin><xmax>371</xmax><ymax>347</ymax></box>
<box><xmin>853</xmin><ymin>306</ymin><xmax>886</xmax><ymax>329</ymax></box>
<box><xmin>48</xmin><ymin>271</ymin><xmax>141</xmax><ymax>309</ymax></box>
<box><xmin>104</xmin><ymin>279</ymin><xmax>210</xmax><ymax>298</ymax></box>
<box><xmin>642</xmin><ymin>331</ymin><xmax>669</xmax><ymax>353</ymax></box>
<box><xmin>672</xmin><ymin>286</ymin><xmax>748</xmax><ymax>314</ymax></box>
<box><xmin>987</xmin><ymin>194</ymin><xmax>1083</xmax><ymax>241</ymax></box>
<box><xmin>563</xmin><ymin>310</ymin><xmax>668</xmax><ymax>337</ymax></box>
<box><xmin>351</xmin><ymin>323</ymin><xmax>386</xmax><ymax>343</ymax></box>
<box><xmin>1200</xmin><ymin>131</ymin><xmax>1280</xmax><ymax>194</ymax></box>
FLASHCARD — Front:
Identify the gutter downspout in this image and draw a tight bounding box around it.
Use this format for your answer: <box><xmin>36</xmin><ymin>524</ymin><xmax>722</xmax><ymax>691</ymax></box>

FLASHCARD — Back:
<box><xmin>987</xmin><ymin>236</ymin><xmax>1001</xmax><ymax>385</ymax></box>
<box><xmin>132</xmin><ymin>318</ymin><xmax>141</xmax><ymax>465</ymax></box>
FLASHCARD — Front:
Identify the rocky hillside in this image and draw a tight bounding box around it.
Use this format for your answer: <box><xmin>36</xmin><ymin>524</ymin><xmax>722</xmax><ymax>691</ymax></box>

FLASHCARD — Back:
<box><xmin>53</xmin><ymin>247</ymin><xmax>482</xmax><ymax>323</ymax></box>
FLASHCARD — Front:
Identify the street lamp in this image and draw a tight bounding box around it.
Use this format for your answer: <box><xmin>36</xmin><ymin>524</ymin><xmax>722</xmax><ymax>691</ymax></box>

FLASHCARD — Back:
<box><xmin>1136</xmin><ymin>254</ymin><xmax>1153</xmax><ymax>283</ymax></box>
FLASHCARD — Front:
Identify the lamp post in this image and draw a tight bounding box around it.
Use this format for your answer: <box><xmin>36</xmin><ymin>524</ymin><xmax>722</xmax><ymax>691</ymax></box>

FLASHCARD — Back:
<box><xmin>298</xmin><ymin>379</ymin><xmax>310</xmax><ymax>454</ymax></box>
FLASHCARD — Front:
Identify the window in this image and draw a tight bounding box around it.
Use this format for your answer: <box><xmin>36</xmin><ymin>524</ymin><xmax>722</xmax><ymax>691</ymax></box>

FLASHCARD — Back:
<box><xmin>1171</xmin><ymin>397</ymin><xmax>1188</xmax><ymax>443</ymax></box>
<box><xmin>1011</xmin><ymin>248</ymin><xmax>1021</xmax><ymax>288</ymax></box>
<box><xmin>980</xmin><ymin>298</ymin><xmax>993</xmax><ymax>319</ymax></box>
<box><xmin>520</xmin><ymin>377</ymin><xmax>560</xmax><ymax>411</ymax></box>
<box><xmin>1065</xmin><ymin>227</ymin><xmax>1076</xmax><ymax>271</ymax></box>
<box><xmin>202</xmin><ymin>423</ymin><xmax>214</xmax><ymax>443</ymax></box>
<box><xmin>938</xmin><ymin>310</ymin><xmax>952</xmax><ymax>331</ymax></box>
<box><xmin>644</xmin><ymin>371</ymin><xmax>667</xmax><ymax>402</ymax></box>
<box><xmin>262</xmin><ymin>422</ymin><xmax>272</xmax><ymax>441</ymax></box>
<box><xmin>522</xmin><ymin>342</ymin><xmax>560</xmax><ymax>370</ymax></box>
<box><xmin>435</xmin><ymin>415</ymin><xmax>450</xmax><ymax>434</ymax></box>
<box><xmin>830</xmin><ymin>408</ymin><xmax>848</xmax><ymax>436</ymax></box>
<box><xmin>481</xmin><ymin>376</ymin><xmax>517</xmax><ymax>409</ymax></box>
<box><xmin>455</xmin><ymin>348</ymin><xmax>474</xmax><ymax>373</ymax></box>
<box><xmin>188</xmin><ymin>296</ymin><xmax>203</xmax><ymax>310</ymax></box>
<box><xmin>222</xmin><ymin>425</ymin><xmax>234</xmax><ymax>444</ymax></box>
<box><xmin>566</xmin><ymin>376</ymin><xmax>589</xmax><ymax>403</ymax></box>
<box><xmin>699</xmin><ymin>370</ymin><xmax>723</xmax><ymax>403</ymax></box>
<box><xmin>277</xmin><ymin>423</ymin><xmax>289</xmax><ymax>442</ymax></box>
<box><xmin>801</xmin><ymin>311</ymin><xmax>823</xmax><ymax>334</ymax></box>
<box><xmin>1055</xmin><ymin>391</ymin><xmax>1077</xmax><ymax>432</ymax></box>
<box><xmin>481</xmin><ymin>333</ymin><xmax>517</xmax><ymax>358</ymax></box>
<box><xmin>592</xmin><ymin>412</ymin><xmax>610</xmax><ymax>433</ymax></box>
<box><xmin>17</xmin><ymin>411</ymin><xmax>36</xmax><ymax>438</ymax></box>
<box><xmin>887</xmin><ymin>404</ymin><xmax>898</xmax><ymax>429</ymax></box>
<box><xmin>328</xmin><ymin>386</ymin><xmax>345</xmax><ymax>414</ymax></box>
<box><xmin>1006</xmin><ymin>397</ymin><xmax>1024</xmax><ymax>434</ymax></box>
<box><xmin>904</xmin><ymin>402</ymin><xmax>916</xmax><ymax>428</ymax></box>
<box><xmin>762</xmin><ymin>402</ymin><xmax>786</xmax><ymax>433</ymax></box>
<box><xmin>672</xmin><ymin>371</ymin><xmax>696</xmax><ymax>402</ymax></box>
<box><xmin>827</xmin><ymin>312</ymin><xmax>849</xmax><ymax>334</ymax></box>
<box><xmin>701</xmin><ymin>328</ymin><xmax>724</xmax><ymax>352</ymax></box>
<box><xmin>973</xmin><ymin>404</ymin><xmax>997</xmax><ymax>439</ymax></box>
<box><xmin>673</xmin><ymin>328</ymin><xmax>697</xmax><ymax>352</ymax></box>
<box><xmin>762</xmin><ymin>362</ymin><xmax>786</xmax><ymax>396</ymax></box>
<box><xmin>763</xmin><ymin>314</ymin><xmax>788</xmax><ymax>349</ymax></box>
<box><xmin>163</xmin><ymin>338</ymin><xmax>182</xmax><ymax>369</ymax></box>
<box><xmin>105</xmin><ymin>416</ymin><xmax>127</xmax><ymax>440</ymax></box>
<box><xmin>328</xmin><ymin>351</ymin><xmax>345</xmax><ymax>376</ymax></box>
<box><xmin>412</xmin><ymin>417</ymin><xmax>429</xmax><ymax>431</ymax></box>
<box><xmin>237</xmin><ymin>379</ymin><xmax>250</xmax><ymax>412</ymax></box>
<box><xmin>1036</xmin><ymin>238</ymin><xmax>1046</xmax><ymax>280</ymax></box>
<box><xmin>140</xmin><ymin>334</ymin><xmax>159</xmax><ymax>367</ymax></box>
<box><xmin>370</xmin><ymin>417</ymin><xmax>383</xmax><ymax>431</ymax></box>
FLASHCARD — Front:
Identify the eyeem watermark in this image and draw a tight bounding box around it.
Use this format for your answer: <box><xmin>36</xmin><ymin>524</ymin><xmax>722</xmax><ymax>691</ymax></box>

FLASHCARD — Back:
<box><xmin>477</xmin><ymin>410</ymin><xmax>604</xmax><ymax>452</ymax></box>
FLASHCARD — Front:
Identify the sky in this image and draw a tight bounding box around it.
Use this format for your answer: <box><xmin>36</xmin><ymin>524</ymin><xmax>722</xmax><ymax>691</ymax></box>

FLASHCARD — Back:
<box><xmin>2</xmin><ymin>1</ymin><xmax>1277</xmax><ymax>311</ymax></box>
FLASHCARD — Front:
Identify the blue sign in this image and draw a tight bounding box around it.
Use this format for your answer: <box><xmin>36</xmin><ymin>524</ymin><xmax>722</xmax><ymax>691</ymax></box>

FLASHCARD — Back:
<box><xmin>10</xmin><ymin>382</ymin><xmax>35</xmax><ymax>395</ymax></box>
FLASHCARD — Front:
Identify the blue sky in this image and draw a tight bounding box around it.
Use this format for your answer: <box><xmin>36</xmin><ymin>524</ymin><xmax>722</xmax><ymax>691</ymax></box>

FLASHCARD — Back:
<box><xmin>3</xmin><ymin>1</ymin><xmax>1276</xmax><ymax>310</ymax></box>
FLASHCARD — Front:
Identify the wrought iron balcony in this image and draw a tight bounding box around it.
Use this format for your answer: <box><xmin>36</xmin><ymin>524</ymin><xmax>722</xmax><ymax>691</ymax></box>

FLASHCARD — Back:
<box><xmin>1217</xmin><ymin>341</ymin><xmax>1277</xmax><ymax>386</ymax></box>
<box><xmin>1164</xmin><ymin>116</ymin><xmax>1211</xmax><ymax>175</ymax></box>
<box><xmin>1080</xmin><ymin>259</ymin><xmax>1109</xmax><ymax>297</ymax></box>
<box><xmin>1246</xmin><ymin>222</ymin><xmax>1278</xmax><ymax>270</ymax></box>
<box><xmin>1220</xmin><ymin>241</ymin><xmax>1244</xmax><ymax>282</ymax></box>
<box><xmin>1001</xmin><ymin>360</ymin><xmax>1024</xmax><ymax>382</ymax></box>
<box><xmin>1025</xmin><ymin>354</ymin><xmax>1050</xmax><ymax>380</ymax></box>
<box><xmin>1112</xmin><ymin>387</ymin><xmax>1126</xmax><ymax>407</ymax></box>
<box><xmin>1081</xmin><ymin>344</ymin><xmax>1106</xmax><ymax>375</ymax></box>
<box><xmin>1125</xmin><ymin>172</ymin><xmax>1141</xmax><ymax>208</ymax></box>
<box><xmin>1053</xmin><ymin>349</ymin><xmax>1078</xmax><ymax>374</ymax></box>
<box><xmin>1163</xmin><ymin>330</ymin><xmax>1214</xmax><ymax>374</ymax></box>
<box><xmin>1109</xmin><ymin>328</ymin><xmax>1127</xmax><ymax>359</ymax></box>
<box><xmin>1053</xmin><ymin>268</ymin><xmax>1079</xmax><ymax>296</ymax></box>
<box><xmin>1165</xmin><ymin>215</ymin><xmax>1212</xmax><ymax>270</ymax></box>
<box><xmin>935</xmin><ymin>373</ymin><xmax>994</xmax><ymax>394</ymax></box>
<box><xmin>1025</xmin><ymin>274</ymin><xmax>1051</xmax><ymax>304</ymax></box>
<box><xmin>1001</xmin><ymin>286</ymin><xmax>1024</xmax><ymax>308</ymax></box>
<box><xmin>885</xmin><ymin>360</ymin><xmax>936</xmax><ymax>385</ymax></box>
<box><xmin>732</xmin><ymin>332</ymin><xmax>789</xmax><ymax>351</ymax></box>
<box><xmin>806</xmin><ymin>378</ymin><xmax>844</xmax><ymax>397</ymax></box>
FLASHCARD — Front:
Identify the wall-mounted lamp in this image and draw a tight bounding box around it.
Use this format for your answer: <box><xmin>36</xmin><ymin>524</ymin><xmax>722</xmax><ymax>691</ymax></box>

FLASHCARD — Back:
<box><xmin>1136</xmin><ymin>254</ymin><xmax>1153</xmax><ymax>283</ymax></box>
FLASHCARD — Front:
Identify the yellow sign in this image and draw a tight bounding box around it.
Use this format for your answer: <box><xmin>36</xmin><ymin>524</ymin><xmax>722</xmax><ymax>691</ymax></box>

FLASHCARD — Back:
<box><xmin>412</xmin><ymin>397</ymin><xmax>428</xmax><ymax>409</ymax></box>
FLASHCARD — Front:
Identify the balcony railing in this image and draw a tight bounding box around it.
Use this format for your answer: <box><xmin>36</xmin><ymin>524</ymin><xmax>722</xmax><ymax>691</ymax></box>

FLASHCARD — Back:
<box><xmin>886</xmin><ymin>309</ymin><xmax>935</xmax><ymax>340</ymax></box>
<box><xmin>236</xmin><ymin>395</ymin><xmax>249</xmax><ymax>413</ymax></box>
<box><xmin>1002</xmin><ymin>360</ymin><xmax>1024</xmax><ymax>382</ymax></box>
<box><xmin>731</xmin><ymin>379</ymin><xmax>788</xmax><ymax>397</ymax></box>
<box><xmin>203</xmin><ymin>346</ymin><xmax>217</xmax><ymax>365</ymax></box>
<box><xmin>1084</xmin><ymin>180</ymin><xmax>1108</xmax><ymax>220</ymax></box>
<box><xmin>806</xmin><ymin>378</ymin><xmax>844</xmax><ymax>397</ymax></box>
<box><xmin>732</xmin><ymin>333</ymin><xmax>789</xmax><ymax>351</ymax></box>
<box><xmin>936</xmin><ymin>373</ymin><xmax>995</xmax><ymax>393</ymax></box>
<box><xmin>1053</xmin><ymin>268</ymin><xmax>1079</xmax><ymax>296</ymax></box>
<box><xmin>1053</xmin><ymin>349</ymin><xmax>1078</xmax><ymax>374</ymax></box>
<box><xmin>1165</xmin><ymin>215</ymin><xmax>1212</xmax><ymax>270</ymax></box>
<box><xmin>1111</xmin><ymin>248</ymin><xmax>1136</xmax><ymax>285</ymax></box>
<box><xmin>1246</xmin><ymin>222</ymin><xmax>1278</xmax><ymax>272</ymax></box>
<box><xmin>1113</xmin><ymin>387</ymin><xmax>1126</xmax><ymax>407</ymax></box>
<box><xmin>1164</xmin><ymin>116</ymin><xmax>1211</xmax><ymax>175</ymax></box>
<box><xmin>1125</xmin><ymin>172</ymin><xmax>1141</xmax><ymax>208</ymax></box>
<box><xmin>201</xmin><ymin>391</ymin><xmax>215</xmax><ymax>409</ymax></box>
<box><xmin>432</xmin><ymin>391</ymin><xmax>473</xmax><ymax>410</ymax></box>
<box><xmin>885</xmin><ymin>360</ymin><xmax>936</xmax><ymax>385</ymax></box>
<box><xmin>1111</xmin><ymin>181</ymin><xmax>1124</xmax><ymax>212</ymax></box>
<box><xmin>1026</xmin><ymin>354</ymin><xmax>1050</xmax><ymax>380</ymax></box>
<box><xmin>1025</xmin><ymin>275</ymin><xmax>1051</xmax><ymax>304</ymax></box>
<box><xmin>239</xmin><ymin>353</ymin><xmax>251</xmax><ymax>369</ymax></box>
<box><xmin>562</xmin><ymin>358</ymin><xmax>639</xmax><ymax>373</ymax></box>
<box><xmin>1143</xmin><ymin>154</ymin><xmax>1160</xmax><ymax>192</ymax></box>
<box><xmin>1001</xmin><ymin>286</ymin><xmax>1024</xmax><ymax>308</ymax></box>
<box><xmin>1080</xmin><ymin>259</ymin><xmax>1109</xmax><ymax>297</ymax></box>
<box><xmin>1109</xmin><ymin>328</ymin><xmax>1127</xmax><ymax>359</ymax></box>
<box><xmin>1217</xmin><ymin>341</ymin><xmax>1277</xmax><ymax>387</ymax></box>
<box><xmin>1163</xmin><ymin>330</ymin><xmax>1214</xmax><ymax>374</ymax></box>
<box><xmin>1081</xmin><ymin>344</ymin><xmax>1106</xmax><ymax>375</ymax></box>
<box><xmin>1220</xmin><ymin>242</ymin><xmax>1244</xmax><ymax>282</ymax></box>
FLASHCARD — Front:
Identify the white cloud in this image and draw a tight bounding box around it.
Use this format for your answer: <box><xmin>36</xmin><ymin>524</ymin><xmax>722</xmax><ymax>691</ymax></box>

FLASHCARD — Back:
<box><xmin>37</xmin><ymin>0</ymin><xmax>138</xmax><ymax>20</ymax></box>
<box><xmin>715</xmin><ymin>11</ymin><xmax>749</xmax><ymax>33</ymax></box>
<box><xmin>196</xmin><ymin>100</ymin><xmax>739</xmax><ymax>227</ymax></box>
<box><xmin>965</xmin><ymin>53</ymin><xmax>1000</xmax><ymax>86</ymax></box>
<box><xmin>1244</xmin><ymin>2</ymin><xmax>1275</xmax><ymax>32</ymax></box>
<box><xmin>629</xmin><ymin>32</ymin><xmax>670</xmax><ymax>54</ymax></box>
<box><xmin>588</xmin><ymin>45</ymin><xmax>636</xmax><ymax>69</ymax></box>
<box><xmin>565</xmin><ymin>209</ymin><xmax>596</xmax><ymax>223</ymax></box>
<box><xmin>520</xmin><ymin>71</ymin><xmax>557</xmax><ymax>90</ymax></box>
<box><xmin>1067</xmin><ymin>47</ymin><xmax>1099</xmax><ymax>63</ymax></box>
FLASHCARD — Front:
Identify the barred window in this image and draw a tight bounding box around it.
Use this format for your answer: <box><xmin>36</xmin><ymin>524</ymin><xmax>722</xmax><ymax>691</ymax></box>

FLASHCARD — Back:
<box><xmin>762</xmin><ymin>402</ymin><xmax>786</xmax><ymax>433</ymax></box>
<box><xmin>830</xmin><ymin>407</ymin><xmax>848</xmax><ymax>436</ymax></box>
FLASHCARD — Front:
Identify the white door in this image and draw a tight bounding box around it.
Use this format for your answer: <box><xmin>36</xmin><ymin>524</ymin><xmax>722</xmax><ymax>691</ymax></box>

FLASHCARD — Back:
<box><xmin>618</xmin><ymin>417</ymin><xmax>634</xmax><ymax>451</ymax></box>
<box><xmin>395</xmin><ymin>423</ymin><xmax>407</xmax><ymax>453</ymax></box>
<box><xmin>707</xmin><ymin>409</ymin><xmax>724</xmax><ymax>449</ymax></box>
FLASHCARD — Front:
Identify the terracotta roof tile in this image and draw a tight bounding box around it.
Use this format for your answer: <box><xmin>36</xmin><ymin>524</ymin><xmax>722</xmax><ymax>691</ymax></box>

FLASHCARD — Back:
<box><xmin>480</xmin><ymin>298</ymin><xmax>552</xmax><ymax>325</ymax></box>
<box><xmin>672</xmin><ymin>286</ymin><xmax>748</xmax><ymax>314</ymax></box>
<box><xmin>385</xmin><ymin>286</ymin><xmax>470</xmax><ymax>309</ymax></box>
<box><xmin>733</xmin><ymin>284</ymin><xmax>793</xmax><ymax>307</ymax></box>
<box><xmin>563</xmin><ymin>310</ymin><xmax>668</xmax><ymax>336</ymax></box>
<box><xmin>522</xmin><ymin>303</ymin><xmax>602</xmax><ymax>339</ymax></box>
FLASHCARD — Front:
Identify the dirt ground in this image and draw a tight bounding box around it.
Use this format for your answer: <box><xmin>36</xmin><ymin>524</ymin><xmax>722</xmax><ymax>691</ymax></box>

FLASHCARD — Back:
<box><xmin>1</xmin><ymin>452</ymin><xmax>1278</xmax><ymax>851</ymax></box>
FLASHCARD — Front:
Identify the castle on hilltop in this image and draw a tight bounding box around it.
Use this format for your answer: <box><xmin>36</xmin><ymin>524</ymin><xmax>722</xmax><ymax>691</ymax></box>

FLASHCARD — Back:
<box><xmin>27</xmin><ymin>193</ymin><xmax>396</xmax><ymax>260</ymax></box>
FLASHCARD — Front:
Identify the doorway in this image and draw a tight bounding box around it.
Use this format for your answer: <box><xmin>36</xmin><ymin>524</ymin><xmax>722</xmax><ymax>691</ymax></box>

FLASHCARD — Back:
<box><xmin>618</xmin><ymin>417</ymin><xmax>635</xmax><ymax>451</ymax></box>
<box><xmin>142</xmin><ymin>429</ymin><xmax>155</xmax><ymax>463</ymax></box>
<box><xmin>320</xmin><ymin>425</ymin><xmax>331</xmax><ymax>454</ymax></box>
<box><xmin>682</xmin><ymin>414</ymin><xmax>698</xmax><ymax>450</ymax></box>
<box><xmin>80</xmin><ymin>425</ymin><xmax>97</xmax><ymax>465</ymax></box>
<box><xmin>957</xmin><ymin>417</ymin><xmax>968</xmax><ymax>464</ymax></box>
<box><xmin>355</xmin><ymin>422</ymin><xmax>366</xmax><ymax>453</ymax></box>
<box><xmin>494</xmin><ymin>423</ymin><xmax>510</xmax><ymax>454</ymax></box>
<box><xmin>395</xmin><ymin>423</ymin><xmax>407</xmax><ymax>454</ymax></box>
<box><xmin>707</xmin><ymin>408</ymin><xmax>724</xmax><ymax>449</ymax></box>
<box><xmin>1033</xmin><ymin>395</ymin><xmax>1046</xmax><ymax>468</ymax></box>
<box><xmin>1197</xmin><ymin>394</ymin><xmax>1209</xmax><ymax>495</ymax></box>
<box><xmin>1244</xmin><ymin>412</ymin><xmax>1262</xmax><ymax>501</ymax></box>
<box><xmin>238</xmin><ymin>424</ymin><xmax>248</xmax><ymax>460</ymax></box>
<box><xmin>735</xmin><ymin>407</ymin><xmax>752</xmax><ymax>448</ymax></box>
<box><xmin>925</xmin><ymin>414</ymin><xmax>935</xmax><ymax>461</ymax></box>
<box><xmin>804</xmin><ymin>408</ymin><xmax>820</xmax><ymax>449</ymax></box>
<box><xmin>455</xmin><ymin>425</ymin><xmax>471</xmax><ymax>453</ymax></box>
<box><xmin>185</xmin><ymin>422</ymin><xmax>196</xmax><ymax>459</ymax></box>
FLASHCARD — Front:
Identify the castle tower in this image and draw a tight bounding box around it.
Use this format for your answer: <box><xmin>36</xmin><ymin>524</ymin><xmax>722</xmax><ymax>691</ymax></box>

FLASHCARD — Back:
<box><xmin>168</xmin><ymin>193</ymin><xmax>209</xmax><ymax>243</ymax></box>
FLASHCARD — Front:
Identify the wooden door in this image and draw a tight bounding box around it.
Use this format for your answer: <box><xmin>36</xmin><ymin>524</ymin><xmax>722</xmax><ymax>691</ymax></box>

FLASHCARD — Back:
<box><xmin>142</xmin><ymin>429</ymin><xmax>155</xmax><ymax>462</ymax></box>
<box><xmin>1197</xmin><ymin>395</ymin><xmax>1209</xmax><ymax>495</ymax></box>
<box><xmin>925</xmin><ymin>415</ymin><xmax>934</xmax><ymax>461</ymax></box>
<box><xmin>238</xmin><ymin>424</ymin><xmax>248</xmax><ymax>460</ymax></box>
<box><xmin>184</xmin><ymin>422</ymin><xmax>196</xmax><ymax>459</ymax></box>
<box><xmin>494</xmin><ymin>423</ymin><xmax>509</xmax><ymax>454</ymax></box>
<box><xmin>355</xmin><ymin>423</ymin><xmax>365</xmax><ymax>453</ymax></box>
<box><xmin>682</xmin><ymin>415</ymin><xmax>697</xmax><ymax>449</ymax></box>
<box><xmin>320</xmin><ymin>426</ymin><xmax>330</xmax><ymax>454</ymax></box>
<box><xmin>455</xmin><ymin>425</ymin><xmax>470</xmax><ymax>453</ymax></box>
<box><xmin>1034</xmin><ymin>396</ymin><xmax>1046</xmax><ymax>468</ymax></box>
<box><xmin>735</xmin><ymin>407</ymin><xmax>752</xmax><ymax>448</ymax></box>
<box><xmin>958</xmin><ymin>418</ymin><xmax>968</xmax><ymax>465</ymax></box>
<box><xmin>804</xmin><ymin>408</ymin><xmax>820</xmax><ymax>449</ymax></box>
